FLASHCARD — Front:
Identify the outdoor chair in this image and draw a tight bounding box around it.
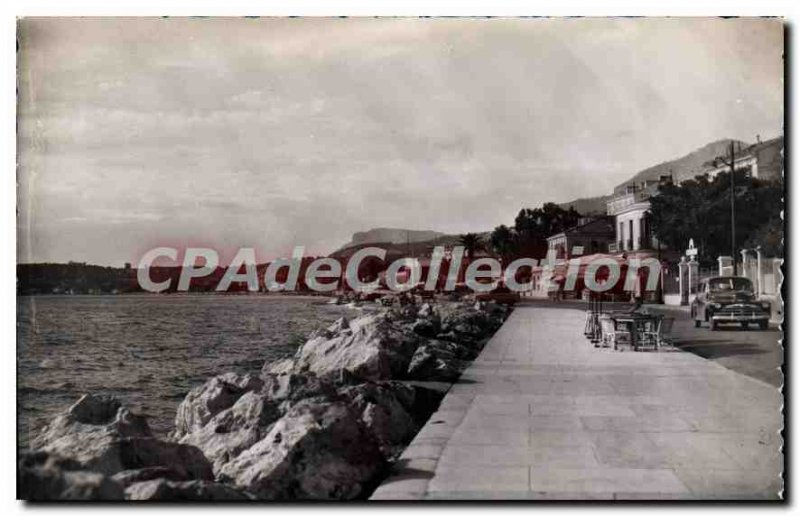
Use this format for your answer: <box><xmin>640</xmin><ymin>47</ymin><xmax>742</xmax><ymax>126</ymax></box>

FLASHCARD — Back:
<box><xmin>640</xmin><ymin>316</ymin><xmax>675</xmax><ymax>350</ymax></box>
<box><xmin>584</xmin><ymin>310</ymin><xmax>597</xmax><ymax>339</ymax></box>
<box><xmin>599</xmin><ymin>316</ymin><xmax>623</xmax><ymax>349</ymax></box>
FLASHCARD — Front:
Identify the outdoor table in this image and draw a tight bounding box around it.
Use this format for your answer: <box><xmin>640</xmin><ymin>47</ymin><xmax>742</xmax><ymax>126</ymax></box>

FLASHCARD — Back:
<box><xmin>609</xmin><ymin>313</ymin><xmax>661</xmax><ymax>351</ymax></box>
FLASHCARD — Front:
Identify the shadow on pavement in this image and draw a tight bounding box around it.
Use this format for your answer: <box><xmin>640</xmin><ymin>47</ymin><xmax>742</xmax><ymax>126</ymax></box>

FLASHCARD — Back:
<box><xmin>675</xmin><ymin>341</ymin><xmax>770</xmax><ymax>359</ymax></box>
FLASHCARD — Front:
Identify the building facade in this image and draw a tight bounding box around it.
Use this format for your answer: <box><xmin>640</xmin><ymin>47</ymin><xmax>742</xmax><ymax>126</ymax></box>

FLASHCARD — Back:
<box><xmin>704</xmin><ymin>136</ymin><xmax>783</xmax><ymax>181</ymax></box>
<box><xmin>546</xmin><ymin>216</ymin><xmax>616</xmax><ymax>259</ymax></box>
<box><xmin>606</xmin><ymin>182</ymin><xmax>662</xmax><ymax>253</ymax></box>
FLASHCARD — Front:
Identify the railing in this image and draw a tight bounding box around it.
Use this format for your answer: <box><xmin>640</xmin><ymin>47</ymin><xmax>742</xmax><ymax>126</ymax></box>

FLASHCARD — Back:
<box><xmin>606</xmin><ymin>191</ymin><xmax>652</xmax><ymax>216</ymax></box>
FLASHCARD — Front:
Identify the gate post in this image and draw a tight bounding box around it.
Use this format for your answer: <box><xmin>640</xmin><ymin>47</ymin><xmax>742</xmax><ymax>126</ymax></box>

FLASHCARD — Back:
<box><xmin>755</xmin><ymin>246</ymin><xmax>763</xmax><ymax>297</ymax></box>
<box><xmin>718</xmin><ymin>256</ymin><xmax>734</xmax><ymax>277</ymax></box>
<box><xmin>678</xmin><ymin>256</ymin><xmax>689</xmax><ymax>306</ymax></box>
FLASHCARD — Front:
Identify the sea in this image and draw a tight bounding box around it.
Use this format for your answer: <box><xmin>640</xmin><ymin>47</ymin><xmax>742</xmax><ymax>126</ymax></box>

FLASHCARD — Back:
<box><xmin>17</xmin><ymin>294</ymin><xmax>354</xmax><ymax>449</ymax></box>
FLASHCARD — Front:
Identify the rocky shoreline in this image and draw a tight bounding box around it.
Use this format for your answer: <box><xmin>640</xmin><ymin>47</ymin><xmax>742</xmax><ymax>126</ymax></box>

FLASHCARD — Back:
<box><xmin>19</xmin><ymin>299</ymin><xmax>511</xmax><ymax>501</ymax></box>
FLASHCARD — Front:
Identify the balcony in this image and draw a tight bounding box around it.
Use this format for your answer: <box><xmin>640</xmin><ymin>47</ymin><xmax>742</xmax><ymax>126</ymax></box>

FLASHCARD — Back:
<box><xmin>606</xmin><ymin>191</ymin><xmax>652</xmax><ymax>216</ymax></box>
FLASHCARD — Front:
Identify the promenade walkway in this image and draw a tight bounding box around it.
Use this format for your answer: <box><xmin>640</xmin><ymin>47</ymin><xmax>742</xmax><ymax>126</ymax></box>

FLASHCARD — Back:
<box><xmin>371</xmin><ymin>304</ymin><xmax>783</xmax><ymax>500</ymax></box>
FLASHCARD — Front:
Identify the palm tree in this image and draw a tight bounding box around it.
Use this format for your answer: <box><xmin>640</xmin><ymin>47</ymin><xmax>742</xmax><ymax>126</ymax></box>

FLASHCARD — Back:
<box><xmin>458</xmin><ymin>233</ymin><xmax>485</xmax><ymax>262</ymax></box>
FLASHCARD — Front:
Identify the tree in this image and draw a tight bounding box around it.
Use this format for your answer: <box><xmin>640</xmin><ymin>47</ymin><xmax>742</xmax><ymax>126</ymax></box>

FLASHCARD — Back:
<box><xmin>512</xmin><ymin>203</ymin><xmax>582</xmax><ymax>259</ymax></box>
<box><xmin>489</xmin><ymin>225</ymin><xmax>517</xmax><ymax>263</ymax></box>
<box><xmin>744</xmin><ymin>216</ymin><xmax>783</xmax><ymax>258</ymax></box>
<box><xmin>457</xmin><ymin>233</ymin><xmax>485</xmax><ymax>262</ymax></box>
<box><xmin>650</xmin><ymin>171</ymin><xmax>783</xmax><ymax>264</ymax></box>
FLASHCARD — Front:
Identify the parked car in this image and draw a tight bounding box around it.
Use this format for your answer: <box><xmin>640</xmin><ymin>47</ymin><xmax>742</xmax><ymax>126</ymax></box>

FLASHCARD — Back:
<box><xmin>691</xmin><ymin>276</ymin><xmax>770</xmax><ymax>330</ymax></box>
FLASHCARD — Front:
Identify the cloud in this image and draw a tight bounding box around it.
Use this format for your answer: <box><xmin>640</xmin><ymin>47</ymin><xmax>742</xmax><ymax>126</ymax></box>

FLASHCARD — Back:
<box><xmin>17</xmin><ymin>17</ymin><xmax>784</xmax><ymax>265</ymax></box>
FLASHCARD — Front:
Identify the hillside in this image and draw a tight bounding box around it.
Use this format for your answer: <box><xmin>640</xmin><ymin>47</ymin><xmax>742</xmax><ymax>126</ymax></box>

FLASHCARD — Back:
<box><xmin>338</xmin><ymin>228</ymin><xmax>449</xmax><ymax>251</ymax></box>
<box><xmin>611</xmin><ymin>138</ymin><xmax>751</xmax><ymax>194</ymax></box>
<box><xmin>334</xmin><ymin>138</ymin><xmax>755</xmax><ymax>255</ymax></box>
<box><xmin>329</xmin><ymin>235</ymin><xmax>463</xmax><ymax>261</ymax></box>
<box><xmin>558</xmin><ymin>195</ymin><xmax>610</xmax><ymax>216</ymax></box>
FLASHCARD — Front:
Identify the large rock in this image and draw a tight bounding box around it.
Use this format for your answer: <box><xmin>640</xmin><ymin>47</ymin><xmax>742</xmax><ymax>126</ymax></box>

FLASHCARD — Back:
<box><xmin>435</xmin><ymin>303</ymin><xmax>507</xmax><ymax>346</ymax></box>
<box><xmin>124</xmin><ymin>479</ymin><xmax>252</xmax><ymax>501</ymax></box>
<box><xmin>173</xmin><ymin>373</ymin><xmax>264</xmax><ymax>438</ymax></box>
<box><xmin>338</xmin><ymin>382</ymin><xmax>418</xmax><ymax>458</ymax></box>
<box><xmin>179</xmin><ymin>393</ymin><xmax>274</xmax><ymax>474</ymax></box>
<box><xmin>409</xmin><ymin>317</ymin><xmax>440</xmax><ymax>338</ymax></box>
<box><xmin>217</xmin><ymin>401</ymin><xmax>386</xmax><ymax>500</ymax></box>
<box><xmin>178</xmin><ymin>373</ymin><xmax>337</xmax><ymax>473</ymax></box>
<box><xmin>292</xmin><ymin>313</ymin><xmax>420</xmax><ymax>382</ymax></box>
<box><xmin>18</xmin><ymin>451</ymin><xmax>125</xmax><ymax>501</ymax></box>
<box><xmin>112</xmin><ymin>466</ymin><xmax>191</xmax><ymax>487</ymax></box>
<box><xmin>406</xmin><ymin>343</ymin><xmax>467</xmax><ymax>382</ymax></box>
<box><xmin>32</xmin><ymin>394</ymin><xmax>213</xmax><ymax>480</ymax></box>
<box><xmin>259</xmin><ymin>372</ymin><xmax>339</xmax><ymax>406</ymax></box>
<box><xmin>262</xmin><ymin>357</ymin><xmax>296</xmax><ymax>376</ymax></box>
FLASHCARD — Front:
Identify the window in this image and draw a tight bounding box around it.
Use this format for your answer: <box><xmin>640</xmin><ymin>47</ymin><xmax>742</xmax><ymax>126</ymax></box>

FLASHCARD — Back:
<box><xmin>709</xmin><ymin>277</ymin><xmax>753</xmax><ymax>293</ymax></box>
<box><xmin>628</xmin><ymin>220</ymin><xmax>633</xmax><ymax>249</ymax></box>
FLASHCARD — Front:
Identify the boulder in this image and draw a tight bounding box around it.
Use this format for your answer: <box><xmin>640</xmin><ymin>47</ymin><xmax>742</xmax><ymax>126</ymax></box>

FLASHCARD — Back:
<box><xmin>409</xmin><ymin>317</ymin><xmax>440</xmax><ymax>338</ymax></box>
<box><xmin>406</xmin><ymin>384</ymin><xmax>448</xmax><ymax>424</ymax></box>
<box><xmin>112</xmin><ymin>466</ymin><xmax>190</xmax><ymax>487</ymax></box>
<box><xmin>338</xmin><ymin>382</ymin><xmax>418</xmax><ymax>458</ymax></box>
<box><xmin>178</xmin><ymin>373</ymin><xmax>338</xmax><ymax>474</ymax></box>
<box><xmin>173</xmin><ymin>373</ymin><xmax>264</xmax><ymax>438</ymax></box>
<box><xmin>124</xmin><ymin>479</ymin><xmax>252</xmax><ymax>501</ymax></box>
<box><xmin>259</xmin><ymin>372</ymin><xmax>338</xmax><ymax>406</ymax></box>
<box><xmin>406</xmin><ymin>344</ymin><xmax>467</xmax><ymax>382</ymax></box>
<box><xmin>18</xmin><ymin>451</ymin><xmax>125</xmax><ymax>501</ymax></box>
<box><xmin>439</xmin><ymin>304</ymin><xmax>505</xmax><ymax>342</ymax></box>
<box><xmin>217</xmin><ymin>401</ymin><xmax>386</xmax><ymax>500</ymax></box>
<box><xmin>417</xmin><ymin>303</ymin><xmax>436</xmax><ymax>318</ymax></box>
<box><xmin>179</xmin><ymin>391</ymin><xmax>278</xmax><ymax>474</ymax></box>
<box><xmin>32</xmin><ymin>394</ymin><xmax>213</xmax><ymax>480</ymax></box>
<box><xmin>293</xmin><ymin>313</ymin><xmax>420</xmax><ymax>382</ymax></box>
<box><xmin>262</xmin><ymin>357</ymin><xmax>296</xmax><ymax>376</ymax></box>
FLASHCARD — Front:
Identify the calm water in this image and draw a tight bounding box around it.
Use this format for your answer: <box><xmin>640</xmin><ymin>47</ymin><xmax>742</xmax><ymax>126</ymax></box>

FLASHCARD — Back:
<box><xmin>17</xmin><ymin>294</ymin><xmax>353</xmax><ymax>448</ymax></box>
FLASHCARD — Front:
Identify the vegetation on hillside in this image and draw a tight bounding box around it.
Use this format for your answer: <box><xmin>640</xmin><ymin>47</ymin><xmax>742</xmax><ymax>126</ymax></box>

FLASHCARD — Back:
<box><xmin>650</xmin><ymin>171</ymin><xmax>783</xmax><ymax>263</ymax></box>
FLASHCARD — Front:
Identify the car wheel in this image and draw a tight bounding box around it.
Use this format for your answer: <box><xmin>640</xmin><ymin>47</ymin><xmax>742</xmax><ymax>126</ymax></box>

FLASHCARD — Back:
<box><xmin>759</xmin><ymin>321</ymin><xmax>768</xmax><ymax>330</ymax></box>
<box><xmin>740</xmin><ymin>322</ymin><xmax>749</xmax><ymax>330</ymax></box>
<box><xmin>694</xmin><ymin>319</ymin><xmax>701</xmax><ymax>328</ymax></box>
<box><xmin>710</xmin><ymin>320</ymin><xmax>718</xmax><ymax>331</ymax></box>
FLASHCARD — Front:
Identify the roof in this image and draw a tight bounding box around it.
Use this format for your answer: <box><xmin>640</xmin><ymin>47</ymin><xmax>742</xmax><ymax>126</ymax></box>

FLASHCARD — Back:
<box><xmin>546</xmin><ymin>217</ymin><xmax>615</xmax><ymax>242</ymax></box>
<box><xmin>704</xmin><ymin>136</ymin><xmax>784</xmax><ymax>168</ymax></box>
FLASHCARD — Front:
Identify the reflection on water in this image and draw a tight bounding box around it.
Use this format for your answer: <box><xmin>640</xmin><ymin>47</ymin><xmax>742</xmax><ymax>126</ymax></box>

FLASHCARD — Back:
<box><xmin>17</xmin><ymin>294</ymin><xmax>349</xmax><ymax>448</ymax></box>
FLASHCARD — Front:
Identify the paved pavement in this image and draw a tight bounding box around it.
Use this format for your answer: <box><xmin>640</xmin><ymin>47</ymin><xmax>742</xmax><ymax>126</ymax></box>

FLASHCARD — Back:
<box><xmin>650</xmin><ymin>306</ymin><xmax>783</xmax><ymax>388</ymax></box>
<box><xmin>371</xmin><ymin>304</ymin><xmax>783</xmax><ymax>500</ymax></box>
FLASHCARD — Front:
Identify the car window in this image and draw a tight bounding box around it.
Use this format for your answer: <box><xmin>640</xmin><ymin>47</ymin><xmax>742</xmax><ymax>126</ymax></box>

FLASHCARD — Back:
<box><xmin>709</xmin><ymin>278</ymin><xmax>753</xmax><ymax>293</ymax></box>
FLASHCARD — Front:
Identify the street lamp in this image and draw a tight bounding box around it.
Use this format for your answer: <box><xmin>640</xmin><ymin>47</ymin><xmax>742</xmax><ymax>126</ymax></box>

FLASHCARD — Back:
<box><xmin>713</xmin><ymin>141</ymin><xmax>738</xmax><ymax>272</ymax></box>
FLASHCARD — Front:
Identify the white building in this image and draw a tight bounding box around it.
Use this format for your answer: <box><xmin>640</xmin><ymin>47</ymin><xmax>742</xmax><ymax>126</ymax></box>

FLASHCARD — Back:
<box><xmin>704</xmin><ymin>136</ymin><xmax>783</xmax><ymax>181</ymax></box>
<box><xmin>606</xmin><ymin>182</ymin><xmax>661</xmax><ymax>253</ymax></box>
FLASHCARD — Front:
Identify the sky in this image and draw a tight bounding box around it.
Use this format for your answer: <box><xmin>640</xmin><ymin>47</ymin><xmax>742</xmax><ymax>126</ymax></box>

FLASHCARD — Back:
<box><xmin>17</xmin><ymin>17</ymin><xmax>783</xmax><ymax>266</ymax></box>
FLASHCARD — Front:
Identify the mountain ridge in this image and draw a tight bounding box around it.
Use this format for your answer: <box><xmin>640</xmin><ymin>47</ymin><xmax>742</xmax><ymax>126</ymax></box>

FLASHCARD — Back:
<box><xmin>335</xmin><ymin>138</ymin><xmax>755</xmax><ymax>251</ymax></box>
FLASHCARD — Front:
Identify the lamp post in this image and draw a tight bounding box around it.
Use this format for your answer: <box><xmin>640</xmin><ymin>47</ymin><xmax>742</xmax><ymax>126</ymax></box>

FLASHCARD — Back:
<box><xmin>755</xmin><ymin>246</ymin><xmax>763</xmax><ymax>297</ymax></box>
<box><xmin>714</xmin><ymin>141</ymin><xmax>738</xmax><ymax>273</ymax></box>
